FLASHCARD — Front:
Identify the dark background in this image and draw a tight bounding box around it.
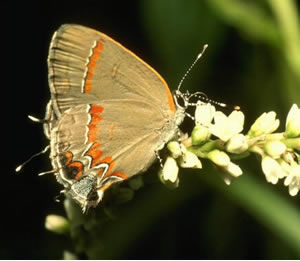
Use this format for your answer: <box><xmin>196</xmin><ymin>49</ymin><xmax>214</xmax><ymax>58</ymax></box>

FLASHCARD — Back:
<box><xmin>3</xmin><ymin>0</ymin><xmax>300</xmax><ymax>259</ymax></box>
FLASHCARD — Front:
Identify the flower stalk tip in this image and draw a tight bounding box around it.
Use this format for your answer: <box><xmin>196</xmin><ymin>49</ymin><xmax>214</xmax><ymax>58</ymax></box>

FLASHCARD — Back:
<box><xmin>159</xmin><ymin>103</ymin><xmax>300</xmax><ymax>198</ymax></box>
<box><xmin>45</xmin><ymin>214</ymin><xmax>70</xmax><ymax>235</ymax></box>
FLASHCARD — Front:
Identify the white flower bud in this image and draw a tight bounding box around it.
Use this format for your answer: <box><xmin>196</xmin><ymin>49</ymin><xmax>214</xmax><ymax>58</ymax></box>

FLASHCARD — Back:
<box><xmin>179</xmin><ymin>151</ymin><xmax>202</xmax><ymax>169</ymax></box>
<box><xmin>226</xmin><ymin>133</ymin><xmax>248</xmax><ymax>154</ymax></box>
<box><xmin>248</xmin><ymin>112</ymin><xmax>279</xmax><ymax>137</ymax></box>
<box><xmin>261</xmin><ymin>156</ymin><xmax>286</xmax><ymax>184</ymax></box>
<box><xmin>284</xmin><ymin>164</ymin><xmax>300</xmax><ymax>196</ymax></box>
<box><xmin>264</xmin><ymin>140</ymin><xmax>286</xmax><ymax>159</ymax></box>
<box><xmin>219</xmin><ymin>162</ymin><xmax>243</xmax><ymax>186</ymax></box>
<box><xmin>285</xmin><ymin>104</ymin><xmax>300</xmax><ymax>138</ymax></box>
<box><xmin>167</xmin><ymin>141</ymin><xmax>182</xmax><ymax>159</ymax></box>
<box><xmin>45</xmin><ymin>215</ymin><xmax>70</xmax><ymax>234</ymax></box>
<box><xmin>224</xmin><ymin>162</ymin><xmax>243</xmax><ymax>177</ymax></box>
<box><xmin>162</xmin><ymin>156</ymin><xmax>179</xmax><ymax>183</ymax></box>
<box><xmin>207</xmin><ymin>150</ymin><xmax>230</xmax><ymax>167</ymax></box>
<box><xmin>191</xmin><ymin>125</ymin><xmax>211</xmax><ymax>145</ymax></box>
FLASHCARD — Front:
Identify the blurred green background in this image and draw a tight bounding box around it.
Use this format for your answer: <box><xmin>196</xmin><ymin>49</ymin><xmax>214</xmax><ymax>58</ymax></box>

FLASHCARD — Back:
<box><xmin>5</xmin><ymin>0</ymin><xmax>300</xmax><ymax>259</ymax></box>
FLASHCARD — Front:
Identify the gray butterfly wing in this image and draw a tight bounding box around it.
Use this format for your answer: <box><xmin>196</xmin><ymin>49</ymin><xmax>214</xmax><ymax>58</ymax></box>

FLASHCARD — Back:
<box><xmin>48</xmin><ymin>24</ymin><xmax>176</xmax><ymax>118</ymax></box>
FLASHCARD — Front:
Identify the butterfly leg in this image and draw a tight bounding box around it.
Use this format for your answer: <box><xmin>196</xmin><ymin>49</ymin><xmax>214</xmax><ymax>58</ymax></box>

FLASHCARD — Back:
<box><xmin>176</xmin><ymin>129</ymin><xmax>189</xmax><ymax>164</ymax></box>
<box><xmin>155</xmin><ymin>150</ymin><xmax>164</xmax><ymax>168</ymax></box>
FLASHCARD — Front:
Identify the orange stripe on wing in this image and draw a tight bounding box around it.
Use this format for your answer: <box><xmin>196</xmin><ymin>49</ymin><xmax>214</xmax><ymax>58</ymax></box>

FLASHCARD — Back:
<box><xmin>100</xmin><ymin>156</ymin><xmax>115</xmax><ymax>176</ymax></box>
<box><xmin>84</xmin><ymin>142</ymin><xmax>128</xmax><ymax>181</ymax></box>
<box><xmin>87</xmin><ymin>105</ymin><xmax>104</xmax><ymax>143</ymax></box>
<box><xmin>84</xmin><ymin>104</ymin><xmax>128</xmax><ymax>181</ymax></box>
<box><xmin>83</xmin><ymin>41</ymin><xmax>104</xmax><ymax>93</ymax></box>
<box><xmin>102</xmin><ymin>157</ymin><xmax>127</xmax><ymax>180</ymax></box>
<box><xmin>85</xmin><ymin>142</ymin><xmax>103</xmax><ymax>167</ymax></box>
<box><xmin>64</xmin><ymin>151</ymin><xmax>73</xmax><ymax>165</ymax></box>
<box><xmin>111</xmin><ymin>171</ymin><xmax>127</xmax><ymax>179</ymax></box>
<box><xmin>96</xmin><ymin>171</ymin><xmax>127</xmax><ymax>192</ymax></box>
<box><xmin>90</xmin><ymin>104</ymin><xmax>104</xmax><ymax>114</ymax></box>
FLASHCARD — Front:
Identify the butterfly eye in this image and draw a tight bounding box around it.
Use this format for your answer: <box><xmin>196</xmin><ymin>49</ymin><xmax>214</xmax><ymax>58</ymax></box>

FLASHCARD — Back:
<box><xmin>174</xmin><ymin>91</ymin><xmax>188</xmax><ymax>109</ymax></box>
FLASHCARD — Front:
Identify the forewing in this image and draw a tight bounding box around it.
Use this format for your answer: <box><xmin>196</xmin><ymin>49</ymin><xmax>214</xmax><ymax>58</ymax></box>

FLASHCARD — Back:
<box><xmin>48</xmin><ymin>24</ymin><xmax>175</xmax><ymax>118</ymax></box>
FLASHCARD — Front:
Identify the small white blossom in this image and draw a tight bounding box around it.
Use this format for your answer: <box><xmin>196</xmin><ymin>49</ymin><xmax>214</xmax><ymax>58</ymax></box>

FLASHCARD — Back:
<box><xmin>210</xmin><ymin>111</ymin><xmax>244</xmax><ymax>142</ymax></box>
<box><xmin>264</xmin><ymin>140</ymin><xmax>287</xmax><ymax>159</ymax></box>
<box><xmin>195</xmin><ymin>102</ymin><xmax>215</xmax><ymax>126</ymax></box>
<box><xmin>179</xmin><ymin>151</ymin><xmax>202</xmax><ymax>169</ymax></box>
<box><xmin>191</xmin><ymin>125</ymin><xmax>211</xmax><ymax>145</ymax></box>
<box><xmin>226</xmin><ymin>133</ymin><xmax>248</xmax><ymax>154</ymax></box>
<box><xmin>229</xmin><ymin>110</ymin><xmax>245</xmax><ymax>127</ymax></box>
<box><xmin>248</xmin><ymin>112</ymin><xmax>279</xmax><ymax>137</ymax></box>
<box><xmin>224</xmin><ymin>162</ymin><xmax>243</xmax><ymax>177</ymax></box>
<box><xmin>63</xmin><ymin>251</ymin><xmax>78</xmax><ymax>260</ymax></box>
<box><xmin>261</xmin><ymin>156</ymin><xmax>286</xmax><ymax>184</ymax></box>
<box><xmin>219</xmin><ymin>162</ymin><xmax>243</xmax><ymax>185</ymax></box>
<box><xmin>285</xmin><ymin>104</ymin><xmax>300</xmax><ymax>138</ymax></box>
<box><xmin>207</xmin><ymin>149</ymin><xmax>230</xmax><ymax>167</ymax></box>
<box><xmin>45</xmin><ymin>215</ymin><xmax>70</xmax><ymax>234</ymax></box>
<box><xmin>167</xmin><ymin>141</ymin><xmax>182</xmax><ymax>159</ymax></box>
<box><xmin>284</xmin><ymin>164</ymin><xmax>300</xmax><ymax>196</ymax></box>
<box><xmin>162</xmin><ymin>157</ymin><xmax>179</xmax><ymax>183</ymax></box>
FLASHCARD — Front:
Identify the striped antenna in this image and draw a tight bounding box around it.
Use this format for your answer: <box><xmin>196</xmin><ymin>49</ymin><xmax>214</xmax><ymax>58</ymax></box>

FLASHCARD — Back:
<box><xmin>196</xmin><ymin>93</ymin><xmax>226</xmax><ymax>108</ymax></box>
<box><xmin>177</xmin><ymin>44</ymin><xmax>208</xmax><ymax>91</ymax></box>
<box><xmin>191</xmin><ymin>92</ymin><xmax>240</xmax><ymax>111</ymax></box>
